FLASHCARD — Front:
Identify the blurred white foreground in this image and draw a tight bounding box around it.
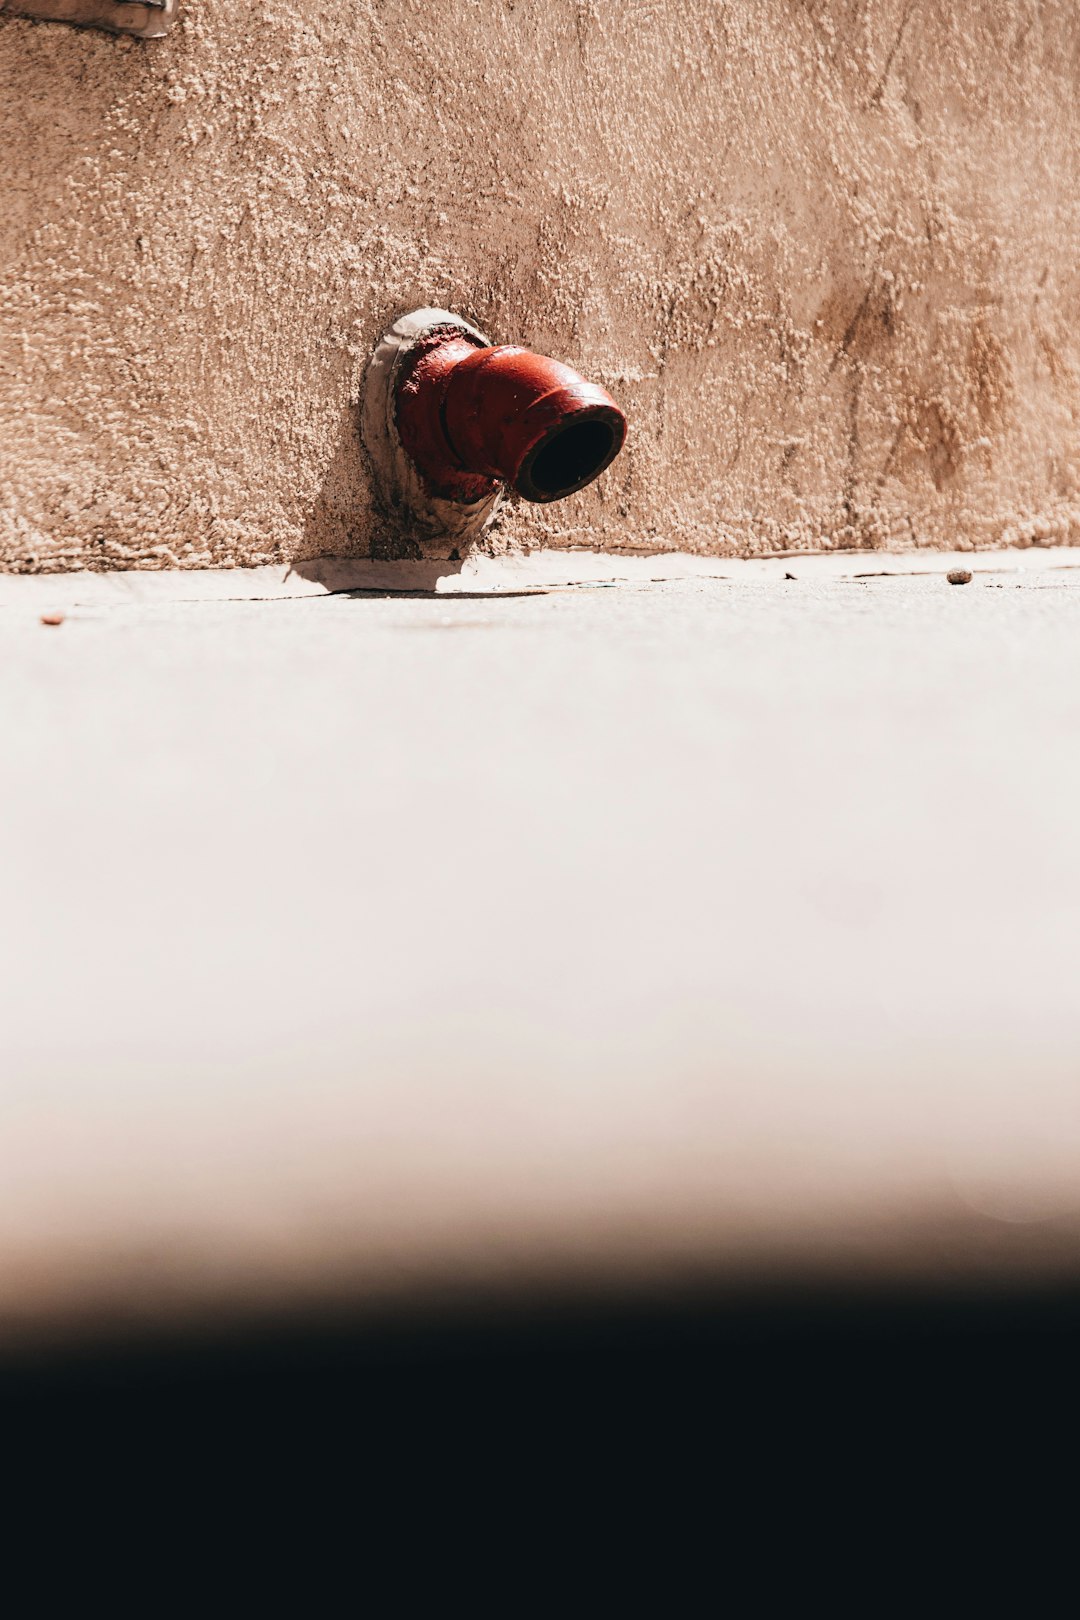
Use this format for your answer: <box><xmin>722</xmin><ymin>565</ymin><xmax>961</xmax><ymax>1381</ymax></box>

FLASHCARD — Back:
<box><xmin>2</xmin><ymin>569</ymin><xmax>1080</xmax><ymax>1341</ymax></box>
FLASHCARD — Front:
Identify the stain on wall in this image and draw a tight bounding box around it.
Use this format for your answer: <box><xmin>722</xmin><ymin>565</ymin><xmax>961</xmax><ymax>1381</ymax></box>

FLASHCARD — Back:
<box><xmin>1</xmin><ymin>0</ymin><xmax>1079</xmax><ymax>571</ymax></box>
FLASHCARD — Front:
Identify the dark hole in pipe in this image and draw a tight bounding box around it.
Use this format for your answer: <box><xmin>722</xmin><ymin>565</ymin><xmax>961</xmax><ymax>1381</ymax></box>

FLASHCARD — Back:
<box><xmin>521</xmin><ymin>418</ymin><xmax>617</xmax><ymax>501</ymax></box>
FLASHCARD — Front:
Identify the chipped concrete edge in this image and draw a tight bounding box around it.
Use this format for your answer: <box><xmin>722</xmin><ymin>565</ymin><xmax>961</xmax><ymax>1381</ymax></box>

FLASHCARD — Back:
<box><xmin>2</xmin><ymin>547</ymin><xmax>1080</xmax><ymax>609</ymax></box>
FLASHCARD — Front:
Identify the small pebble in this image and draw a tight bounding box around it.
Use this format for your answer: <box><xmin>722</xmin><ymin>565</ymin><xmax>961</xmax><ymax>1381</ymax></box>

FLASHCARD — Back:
<box><xmin>947</xmin><ymin>570</ymin><xmax>972</xmax><ymax>585</ymax></box>
<box><xmin>40</xmin><ymin>612</ymin><xmax>65</xmax><ymax>626</ymax></box>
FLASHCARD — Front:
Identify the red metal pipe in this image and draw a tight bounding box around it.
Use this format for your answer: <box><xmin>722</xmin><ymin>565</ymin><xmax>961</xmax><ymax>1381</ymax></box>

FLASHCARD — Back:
<box><xmin>395</xmin><ymin>329</ymin><xmax>626</xmax><ymax>505</ymax></box>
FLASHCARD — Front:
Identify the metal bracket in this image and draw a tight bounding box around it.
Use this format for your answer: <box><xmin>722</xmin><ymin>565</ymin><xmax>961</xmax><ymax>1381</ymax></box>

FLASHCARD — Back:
<box><xmin>0</xmin><ymin>1</ymin><xmax>176</xmax><ymax>37</ymax></box>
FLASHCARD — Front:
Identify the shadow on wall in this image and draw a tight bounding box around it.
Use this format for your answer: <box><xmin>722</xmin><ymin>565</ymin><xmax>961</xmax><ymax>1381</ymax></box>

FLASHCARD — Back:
<box><xmin>297</xmin><ymin>408</ymin><xmax>382</xmax><ymax>566</ymax></box>
<box><xmin>298</xmin><ymin>390</ymin><xmax>476</xmax><ymax>574</ymax></box>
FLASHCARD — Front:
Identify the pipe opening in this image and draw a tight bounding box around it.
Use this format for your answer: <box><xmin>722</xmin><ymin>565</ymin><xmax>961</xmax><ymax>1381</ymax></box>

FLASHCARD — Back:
<box><xmin>519</xmin><ymin>417</ymin><xmax>619</xmax><ymax>502</ymax></box>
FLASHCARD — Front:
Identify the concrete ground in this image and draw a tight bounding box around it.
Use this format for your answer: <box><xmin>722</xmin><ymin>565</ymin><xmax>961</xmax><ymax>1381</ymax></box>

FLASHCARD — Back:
<box><xmin>3</xmin><ymin>570</ymin><xmax>1080</xmax><ymax>1342</ymax></box>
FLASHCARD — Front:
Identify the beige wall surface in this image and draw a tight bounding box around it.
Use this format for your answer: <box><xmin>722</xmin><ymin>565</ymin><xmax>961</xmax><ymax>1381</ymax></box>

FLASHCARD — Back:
<box><xmin>1</xmin><ymin>0</ymin><xmax>1079</xmax><ymax>572</ymax></box>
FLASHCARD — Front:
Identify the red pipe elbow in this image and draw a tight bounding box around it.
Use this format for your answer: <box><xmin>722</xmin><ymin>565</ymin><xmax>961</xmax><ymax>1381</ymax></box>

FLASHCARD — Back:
<box><xmin>395</xmin><ymin>330</ymin><xmax>626</xmax><ymax>505</ymax></box>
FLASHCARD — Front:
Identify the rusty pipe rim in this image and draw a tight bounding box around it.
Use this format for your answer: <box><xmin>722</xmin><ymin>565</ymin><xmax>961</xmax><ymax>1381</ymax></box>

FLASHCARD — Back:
<box><xmin>511</xmin><ymin>404</ymin><xmax>626</xmax><ymax>503</ymax></box>
<box><xmin>395</xmin><ymin>328</ymin><xmax>627</xmax><ymax>505</ymax></box>
<box><xmin>436</xmin><ymin>343</ymin><xmax>627</xmax><ymax>505</ymax></box>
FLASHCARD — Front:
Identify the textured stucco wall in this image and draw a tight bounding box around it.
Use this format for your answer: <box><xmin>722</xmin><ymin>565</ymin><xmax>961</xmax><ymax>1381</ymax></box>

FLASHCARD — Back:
<box><xmin>2</xmin><ymin>0</ymin><xmax>1079</xmax><ymax>572</ymax></box>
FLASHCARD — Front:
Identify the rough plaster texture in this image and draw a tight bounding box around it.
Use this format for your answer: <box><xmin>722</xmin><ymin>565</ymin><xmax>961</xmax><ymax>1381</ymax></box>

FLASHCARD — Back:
<box><xmin>1</xmin><ymin>0</ymin><xmax>1079</xmax><ymax>572</ymax></box>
